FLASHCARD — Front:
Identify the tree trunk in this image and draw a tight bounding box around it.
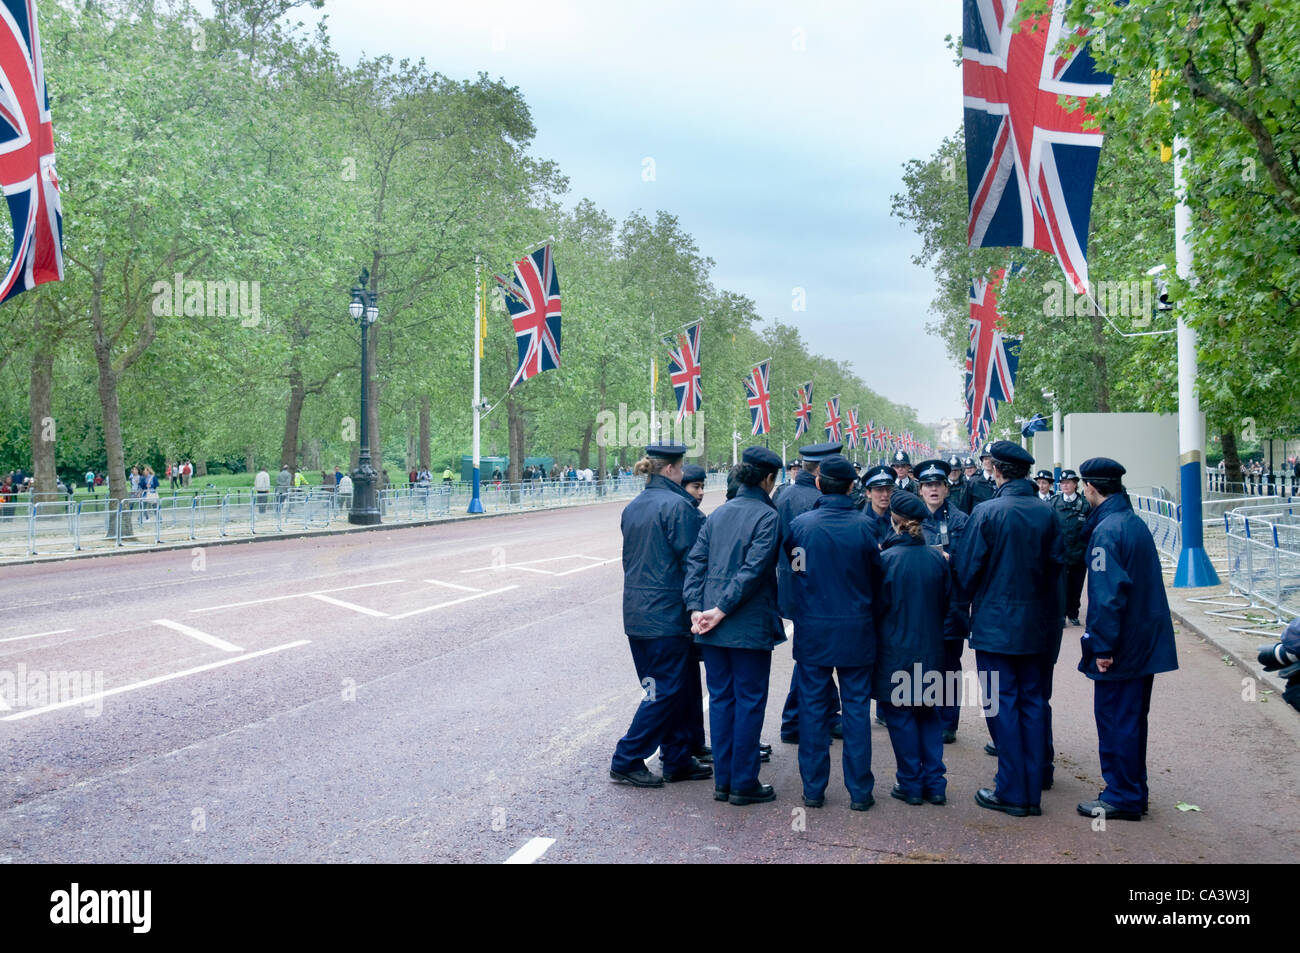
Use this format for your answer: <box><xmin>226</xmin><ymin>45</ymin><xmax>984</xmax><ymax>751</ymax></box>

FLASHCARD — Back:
<box><xmin>196</xmin><ymin>460</ymin><xmax>208</xmax><ymax>477</ymax></box>
<box><xmin>418</xmin><ymin>395</ymin><xmax>431</xmax><ymax>470</ymax></box>
<box><xmin>1088</xmin><ymin>312</ymin><xmax>1111</xmax><ymax>412</ymax></box>
<box><xmin>579</xmin><ymin>422</ymin><xmax>593</xmax><ymax>470</ymax></box>
<box><xmin>507</xmin><ymin>394</ymin><xmax>524</xmax><ymax>485</ymax></box>
<box><xmin>88</xmin><ymin>263</ymin><xmax>133</xmax><ymax>540</ymax></box>
<box><xmin>28</xmin><ymin>324</ymin><xmax>57</xmax><ymax>504</ymax></box>
<box><xmin>1221</xmin><ymin>429</ymin><xmax>1244</xmax><ymax>494</ymax></box>
<box><xmin>405</xmin><ymin>424</ymin><xmax>415</xmax><ymax>471</ymax></box>
<box><xmin>245</xmin><ymin>447</ymin><xmax>256</xmax><ymax>473</ymax></box>
<box><xmin>281</xmin><ymin>367</ymin><xmax>305</xmax><ymax>469</ymax></box>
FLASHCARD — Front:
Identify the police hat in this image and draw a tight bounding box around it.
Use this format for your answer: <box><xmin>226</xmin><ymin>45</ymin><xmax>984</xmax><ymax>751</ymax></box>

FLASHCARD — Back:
<box><xmin>892</xmin><ymin>450</ymin><xmax>911</xmax><ymax>467</ymax></box>
<box><xmin>947</xmin><ymin>454</ymin><xmax>962</xmax><ymax>470</ymax></box>
<box><xmin>1079</xmin><ymin>457</ymin><xmax>1126</xmax><ymax>481</ymax></box>
<box><xmin>681</xmin><ymin>464</ymin><xmax>706</xmax><ymax>485</ymax></box>
<box><xmin>990</xmin><ymin>440</ymin><xmax>1034</xmax><ymax>467</ymax></box>
<box><xmin>979</xmin><ymin>442</ymin><xmax>994</xmax><ymax>459</ymax></box>
<box><xmin>1034</xmin><ymin>469</ymin><xmax>1055</xmax><ymax>482</ymax></box>
<box><xmin>799</xmin><ymin>441</ymin><xmax>843</xmax><ymax>462</ymax></box>
<box><xmin>889</xmin><ymin>490</ymin><xmax>929</xmax><ymax>521</ymax></box>
<box><xmin>646</xmin><ymin>442</ymin><xmax>688</xmax><ymax>460</ymax></box>
<box><xmin>818</xmin><ymin>454</ymin><xmax>856</xmax><ymax>483</ymax></box>
<box><xmin>962</xmin><ymin>455</ymin><xmax>976</xmax><ymax>468</ymax></box>
<box><xmin>916</xmin><ymin>459</ymin><xmax>950</xmax><ymax>484</ymax></box>
<box><xmin>1060</xmin><ymin>469</ymin><xmax>1080</xmax><ymax>482</ymax></box>
<box><xmin>862</xmin><ymin>465</ymin><xmax>894</xmax><ymax>489</ymax></box>
<box><xmin>742</xmin><ymin>445</ymin><xmax>783</xmax><ymax>473</ymax></box>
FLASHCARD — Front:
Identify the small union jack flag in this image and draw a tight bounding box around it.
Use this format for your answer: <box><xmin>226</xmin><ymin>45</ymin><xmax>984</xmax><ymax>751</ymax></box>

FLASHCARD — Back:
<box><xmin>966</xmin><ymin>269</ymin><xmax>1023</xmax><ymax>442</ymax></box>
<box><xmin>963</xmin><ymin>0</ymin><xmax>1112</xmax><ymax>293</ymax></box>
<box><xmin>665</xmin><ymin>320</ymin><xmax>703</xmax><ymax>422</ymax></box>
<box><xmin>793</xmin><ymin>381</ymin><xmax>813</xmax><ymax>438</ymax></box>
<box><xmin>844</xmin><ymin>408</ymin><xmax>860</xmax><ymax>450</ymax></box>
<box><xmin>495</xmin><ymin>245</ymin><xmax>561</xmax><ymax>389</ymax></box>
<box><xmin>824</xmin><ymin>395</ymin><xmax>842</xmax><ymax>442</ymax></box>
<box><xmin>0</xmin><ymin>0</ymin><xmax>62</xmax><ymax>303</ymax></box>
<box><xmin>861</xmin><ymin>419</ymin><xmax>877</xmax><ymax>452</ymax></box>
<box><xmin>744</xmin><ymin>359</ymin><xmax>771</xmax><ymax>436</ymax></box>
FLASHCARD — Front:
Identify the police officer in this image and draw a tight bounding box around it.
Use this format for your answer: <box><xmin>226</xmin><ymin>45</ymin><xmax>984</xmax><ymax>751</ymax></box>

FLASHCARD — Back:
<box><xmin>610</xmin><ymin>443</ymin><xmax>712</xmax><ymax>788</ymax></box>
<box><xmin>1075</xmin><ymin>457</ymin><xmax>1178</xmax><ymax>822</ymax></box>
<box><xmin>955</xmin><ymin>441</ymin><xmax>1062</xmax><ymax>817</ymax></box>
<box><xmin>916</xmin><ymin>459</ymin><xmax>971</xmax><ymax>744</ymax></box>
<box><xmin>945</xmin><ymin>453</ymin><xmax>969</xmax><ymax>514</ymax></box>
<box><xmin>685</xmin><ymin>445</ymin><xmax>785</xmax><ymax>806</ymax></box>
<box><xmin>777</xmin><ymin>441</ymin><xmax>844</xmax><ymax>745</ymax></box>
<box><xmin>680</xmin><ymin>463</ymin><xmax>710</xmax><ymax>762</ymax></box>
<box><xmin>1034</xmin><ymin>469</ymin><xmax>1055</xmax><ymax>502</ymax></box>
<box><xmin>784</xmin><ymin>454</ymin><xmax>883</xmax><ymax>811</ymax></box>
<box><xmin>1051</xmin><ymin>469</ymin><xmax>1091</xmax><ymax>627</ymax></box>
<box><xmin>891</xmin><ymin>450</ymin><xmax>920</xmax><ymax>494</ymax></box>
<box><xmin>962</xmin><ymin>443</ymin><xmax>997</xmax><ymax>513</ymax></box>
<box><xmin>860</xmin><ymin>464</ymin><xmax>894</xmax><ymax>544</ymax></box>
<box><xmin>875</xmin><ymin>490</ymin><xmax>952</xmax><ymax>805</ymax></box>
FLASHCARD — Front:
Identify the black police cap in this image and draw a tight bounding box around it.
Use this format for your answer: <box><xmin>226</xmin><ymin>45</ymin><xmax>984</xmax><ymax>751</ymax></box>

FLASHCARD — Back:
<box><xmin>962</xmin><ymin>455</ymin><xmax>976</xmax><ymax>467</ymax></box>
<box><xmin>799</xmin><ymin>441</ymin><xmax>843</xmax><ymax>462</ymax></box>
<box><xmin>915</xmin><ymin>459</ymin><xmax>950</xmax><ymax>483</ymax></box>
<box><xmin>990</xmin><ymin>440</ymin><xmax>1034</xmax><ymax>467</ymax></box>
<box><xmin>947</xmin><ymin>454</ymin><xmax>962</xmax><ymax>469</ymax></box>
<box><xmin>892</xmin><ymin>450</ymin><xmax>911</xmax><ymax>467</ymax></box>
<box><xmin>1060</xmin><ymin>469</ymin><xmax>1079</xmax><ymax>482</ymax></box>
<box><xmin>979</xmin><ymin>442</ymin><xmax>994</xmax><ymax>459</ymax></box>
<box><xmin>890</xmin><ymin>490</ymin><xmax>929</xmax><ymax>521</ymax></box>
<box><xmin>742</xmin><ymin>445</ymin><xmax>783</xmax><ymax>473</ymax></box>
<box><xmin>818</xmin><ymin>454</ymin><xmax>856</xmax><ymax>483</ymax></box>
<box><xmin>862</xmin><ymin>465</ymin><xmax>894</xmax><ymax>489</ymax></box>
<box><xmin>1035</xmin><ymin>469</ymin><xmax>1055</xmax><ymax>482</ymax></box>
<box><xmin>681</xmin><ymin>464</ymin><xmax>706</xmax><ymax>484</ymax></box>
<box><xmin>646</xmin><ymin>442</ymin><xmax>688</xmax><ymax>459</ymax></box>
<box><xmin>1079</xmin><ymin>457</ymin><xmax>1126</xmax><ymax>481</ymax></box>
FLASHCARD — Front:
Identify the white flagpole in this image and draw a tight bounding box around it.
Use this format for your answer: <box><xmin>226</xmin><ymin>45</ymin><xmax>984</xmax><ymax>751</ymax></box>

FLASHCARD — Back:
<box><xmin>469</xmin><ymin>260</ymin><xmax>485</xmax><ymax>513</ymax></box>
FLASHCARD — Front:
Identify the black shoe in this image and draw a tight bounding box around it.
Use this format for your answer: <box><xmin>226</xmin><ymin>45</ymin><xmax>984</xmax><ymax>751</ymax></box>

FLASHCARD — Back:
<box><xmin>692</xmin><ymin>745</ymin><xmax>713</xmax><ymax>763</ymax></box>
<box><xmin>780</xmin><ymin>733</ymin><xmax>799</xmax><ymax>744</ymax></box>
<box><xmin>829</xmin><ymin>722</ymin><xmax>844</xmax><ymax>739</ymax></box>
<box><xmin>1077</xmin><ymin>799</ymin><xmax>1141</xmax><ymax>822</ymax></box>
<box><xmin>942</xmin><ymin>729</ymin><xmax>957</xmax><ymax>744</ymax></box>
<box><xmin>714</xmin><ymin>787</ymin><xmax>730</xmax><ymax>801</ymax></box>
<box><xmin>758</xmin><ymin>743</ymin><xmax>773</xmax><ymax>755</ymax></box>
<box><xmin>759</xmin><ymin>747</ymin><xmax>771</xmax><ymax>763</ymax></box>
<box><xmin>850</xmin><ymin>796</ymin><xmax>876</xmax><ymax>812</ymax></box>
<box><xmin>974</xmin><ymin>787</ymin><xmax>1028</xmax><ymax>817</ymax></box>
<box><xmin>923</xmin><ymin>792</ymin><xmax>947</xmax><ymax>806</ymax></box>
<box><xmin>1041</xmin><ymin>778</ymin><xmax>1053</xmax><ymax>791</ymax></box>
<box><xmin>983</xmin><ymin>742</ymin><xmax>998</xmax><ymax>757</ymax></box>
<box><xmin>663</xmin><ymin>758</ymin><xmax>713</xmax><ymax>782</ymax></box>
<box><xmin>610</xmin><ymin>767</ymin><xmax>663</xmax><ymax>788</ymax></box>
<box><xmin>802</xmin><ymin>796</ymin><xmax>825</xmax><ymax>808</ymax></box>
<box><xmin>891</xmin><ymin>784</ymin><xmax>923</xmax><ymax>806</ymax></box>
<box><xmin>729</xmin><ymin>784</ymin><xmax>776</xmax><ymax>806</ymax></box>
<box><xmin>1068</xmin><ymin>616</ymin><xmax>1081</xmax><ymax>627</ymax></box>
<box><xmin>1027</xmin><ymin>805</ymin><xmax>1043</xmax><ymax>816</ymax></box>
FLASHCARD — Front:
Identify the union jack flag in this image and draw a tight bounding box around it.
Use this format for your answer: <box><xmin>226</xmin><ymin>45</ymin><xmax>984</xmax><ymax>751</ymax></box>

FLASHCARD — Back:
<box><xmin>966</xmin><ymin>270</ymin><xmax>1023</xmax><ymax>442</ymax></box>
<box><xmin>495</xmin><ymin>244</ymin><xmax>561</xmax><ymax>389</ymax></box>
<box><xmin>793</xmin><ymin>381</ymin><xmax>813</xmax><ymax>438</ymax></box>
<box><xmin>744</xmin><ymin>359</ymin><xmax>771</xmax><ymax>436</ymax></box>
<box><xmin>824</xmin><ymin>395</ymin><xmax>842</xmax><ymax>442</ymax></box>
<box><xmin>861</xmin><ymin>418</ymin><xmax>877</xmax><ymax>452</ymax></box>
<box><xmin>0</xmin><ymin>0</ymin><xmax>61</xmax><ymax>303</ymax></box>
<box><xmin>665</xmin><ymin>320</ymin><xmax>703</xmax><ymax>422</ymax></box>
<box><xmin>963</xmin><ymin>0</ymin><xmax>1112</xmax><ymax>293</ymax></box>
<box><xmin>844</xmin><ymin>408</ymin><xmax>860</xmax><ymax>450</ymax></box>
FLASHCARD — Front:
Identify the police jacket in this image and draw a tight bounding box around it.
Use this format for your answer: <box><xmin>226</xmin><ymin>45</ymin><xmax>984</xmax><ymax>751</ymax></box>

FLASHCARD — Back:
<box><xmin>774</xmin><ymin>470</ymin><xmax>822</xmax><ymax>619</ymax></box>
<box><xmin>895</xmin><ymin>476</ymin><xmax>920</xmax><ymax>495</ymax></box>
<box><xmin>962</xmin><ymin>473</ymin><xmax>996</xmax><ymax>513</ymax></box>
<box><xmin>922</xmin><ymin>499</ymin><xmax>971</xmax><ymax>641</ymax></box>
<box><xmin>784</xmin><ymin>494</ymin><xmax>883</xmax><ymax>667</ymax></box>
<box><xmin>684</xmin><ymin>484</ymin><xmax>785</xmax><ymax>650</ymax></box>
<box><xmin>954</xmin><ymin>478</ymin><xmax>1062</xmax><ymax>655</ymax></box>
<box><xmin>620</xmin><ymin>474</ymin><xmax>705</xmax><ymax>639</ymax></box>
<box><xmin>874</xmin><ymin>532</ymin><xmax>951</xmax><ymax>704</ymax></box>
<box><xmin>863</xmin><ymin>506</ymin><xmax>892</xmax><ymax>546</ymax></box>
<box><xmin>947</xmin><ymin>477</ymin><xmax>969</xmax><ymax>514</ymax></box>
<box><xmin>1050</xmin><ymin>493</ymin><xmax>1091</xmax><ymax>565</ymax></box>
<box><xmin>1078</xmin><ymin>493</ymin><xmax>1178</xmax><ymax>680</ymax></box>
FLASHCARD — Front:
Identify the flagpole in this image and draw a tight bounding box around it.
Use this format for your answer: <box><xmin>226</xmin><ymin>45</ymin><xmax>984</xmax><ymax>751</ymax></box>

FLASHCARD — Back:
<box><xmin>650</xmin><ymin>356</ymin><xmax>657</xmax><ymax>445</ymax></box>
<box><xmin>1172</xmin><ymin>128</ymin><xmax>1218</xmax><ymax>587</ymax></box>
<box><xmin>469</xmin><ymin>259</ymin><xmax>485</xmax><ymax>514</ymax></box>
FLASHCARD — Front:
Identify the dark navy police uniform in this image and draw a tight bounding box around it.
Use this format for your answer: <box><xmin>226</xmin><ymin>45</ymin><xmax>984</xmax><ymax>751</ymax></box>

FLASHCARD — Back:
<box><xmin>919</xmin><ymin>478</ymin><xmax>971</xmax><ymax>738</ymax></box>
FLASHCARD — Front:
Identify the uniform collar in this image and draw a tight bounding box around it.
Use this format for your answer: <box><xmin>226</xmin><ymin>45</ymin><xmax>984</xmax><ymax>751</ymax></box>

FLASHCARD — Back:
<box><xmin>881</xmin><ymin>531</ymin><xmax>923</xmax><ymax>550</ymax></box>
<box><xmin>794</xmin><ymin>470</ymin><xmax>818</xmax><ymax>488</ymax></box>
<box><xmin>646</xmin><ymin>473</ymin><xmax>695</xmax><ymax>503</ymax></box>
<box><xmin>737</xmin><ymin>483</ymin><xmax>776</xmax><ymax>508</ymax></box>
<box><xmin>995</xmin><ymin>478</ymin><xmax>1035</xmax><ymax>498</ymax></box>
<box><xmin>813</xmin><ymin>493</ymin><xmax>854</xmax><ymax>510</ymax></box>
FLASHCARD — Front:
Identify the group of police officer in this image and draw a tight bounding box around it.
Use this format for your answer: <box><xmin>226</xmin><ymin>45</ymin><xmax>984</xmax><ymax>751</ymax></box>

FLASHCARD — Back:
<box><xmin>610</xmin><ymin>436</ymin><xmax>1178</xmax><ymax>822</ymax></box>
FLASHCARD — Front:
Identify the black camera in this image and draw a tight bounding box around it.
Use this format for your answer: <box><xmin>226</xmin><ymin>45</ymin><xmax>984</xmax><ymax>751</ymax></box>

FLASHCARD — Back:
<box><xmin>1258</xmin><ymin>618</ymin><xmax>1300</xmax><ymax>713</ymax></box>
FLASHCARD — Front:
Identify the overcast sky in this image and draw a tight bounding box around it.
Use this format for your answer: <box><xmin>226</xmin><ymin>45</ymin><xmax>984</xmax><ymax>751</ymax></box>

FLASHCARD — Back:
<box><xmin>290</xmin><ymin>0</ymin><xmax>967</xmax><ymax>424</ymax></box>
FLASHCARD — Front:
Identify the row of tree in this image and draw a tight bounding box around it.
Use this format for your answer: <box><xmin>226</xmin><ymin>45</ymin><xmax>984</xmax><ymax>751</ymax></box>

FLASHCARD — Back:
<box><xmin>1</xmin><ymin>0</ymin><xmax>934</xmax><ymax>512</ymax></box>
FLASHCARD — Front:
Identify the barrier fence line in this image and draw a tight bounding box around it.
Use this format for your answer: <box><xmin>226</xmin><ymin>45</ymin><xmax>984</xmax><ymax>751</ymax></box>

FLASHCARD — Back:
<box><xmin>0</xmin><ymin>474</ymin><xmax>728</xmax><ymax>561</ymax></box>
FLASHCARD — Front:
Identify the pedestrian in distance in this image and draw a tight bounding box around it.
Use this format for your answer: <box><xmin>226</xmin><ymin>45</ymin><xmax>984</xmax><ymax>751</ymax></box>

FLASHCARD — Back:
<box><xmin>1050</xmin><ymin>469</ymin><xmax>1091</xmax><ymax>627</ymax></box>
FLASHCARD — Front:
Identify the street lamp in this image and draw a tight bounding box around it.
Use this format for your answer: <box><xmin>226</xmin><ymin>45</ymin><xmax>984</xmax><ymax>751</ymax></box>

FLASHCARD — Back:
<box><xmin>348</xmin><ymin>268</ymin><xmax>381</xmax><ymax>525</ymax></box>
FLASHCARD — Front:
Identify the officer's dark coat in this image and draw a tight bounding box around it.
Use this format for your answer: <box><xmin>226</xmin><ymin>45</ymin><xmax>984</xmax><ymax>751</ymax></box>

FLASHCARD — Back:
<box><xmin>961</xmin><ymin>473</ymin><xmax>996</xmax><ymax>514</ymax></box>
<box><xmin>895</xmin><ymin>476</ymin><xmax>920</xmax><ymax>495</ymax></box>
<box><xmin>620</xmin><ymin>474</ymin><xmax>705</xmax><ymax>639</ymax></box>
<box><xmin>922</xmin><ymin>498</ymin><xmax>971</xmax><ymax>641</ymax></box>
<box><xmin>863</xmin><ymin>505</ymin><xmax>892</xmax><ymax>545</ymax></box>
<box><xmin>684</xmin><ymin>484</ymin><xmax>785</xmax><ymax>651</ymax></box>
<box><xmin>874</xmin><ymin>533</ymin><xmax>951</xmax><ymax>704</ymax></box>
<box><xmin>954</xmin><ymin>478</ymin><xmax>1062</xmax><ymax>655</ymax></box>
<box><xmin>774</xmin><ymin>469</ymin><xmax>822</xmax><ymax>618</ymax></box>
<box><xmin>784</xmin><ymin>494</ymin><xmax>883</xmax><ymax>668</ymax></box>
<box><xmin>1050</xmin><ymin>492</ymin><xmax>1092</xmax><ymax>565</ymax></box>
<box><xmin>1078</xmin><ymin>493</ymin><xmax>1178</xmax><ymax>680</ymax></box>
<box><xmin>947</xmin><ymin>476</ymin><xmax>969</xmax><ymax>514</ymax></box>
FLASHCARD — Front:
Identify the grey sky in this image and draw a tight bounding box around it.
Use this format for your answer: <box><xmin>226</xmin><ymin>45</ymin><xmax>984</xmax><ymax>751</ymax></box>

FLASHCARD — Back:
<box><xmin>296</xmin><ymin>0</ymin><xmax>966</xmax><ymax>424</ymax></box>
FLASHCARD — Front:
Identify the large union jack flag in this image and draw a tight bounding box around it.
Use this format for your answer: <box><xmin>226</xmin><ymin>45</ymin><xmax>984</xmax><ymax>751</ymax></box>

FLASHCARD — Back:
<box><xmin>824</xmin><ymin>395</ymin><xmax>842</xmax><ymax>442</ymax></box>
<box><xmin>744</xmin><ymin>359</ymin><xmax>771</xmax><ymax>436</ymax></box>
<box><xmin>0</xmin><ymin>0</ymin><xmax>62</xmax><ymax>303</ymax></box>
<box><xmin>495</xmin><ymin>244</ymin><xmax>561</xmax><ymax>389</ymax></box>
<box><xmin>793</xmin><ymin>381</ymin><xmax>813</xmax><ymax>438</ymax></box>
<box><xmin>966</xmin><ymin>269</ymin><xmax>1023</xmax><ymax>443</ymax></box>
<box><xmin>963</xmin><ymin>0</ymin><xmax>1112</xmax><ymax>294</ymax></box>
<box><xmin>844</xmin><ymin>407</ymin><xmax>860</xmax><ymax>450</ymax></box>
<box><xmin>861</xmin><ymin>419</ymin><xmax>878</xmax><ymax>453</ymax></box>
<box><xmin>665</xmin><ymin>320</ymin><xmax>703</xmax><ymax>422</ymax></box>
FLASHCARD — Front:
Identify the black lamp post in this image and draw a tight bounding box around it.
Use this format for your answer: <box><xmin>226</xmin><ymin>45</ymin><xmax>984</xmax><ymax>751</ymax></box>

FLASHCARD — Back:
<box><xmin>349</xmin><ymin>269</ymin><xmax>381</xmax><ymax>525</ymax></box>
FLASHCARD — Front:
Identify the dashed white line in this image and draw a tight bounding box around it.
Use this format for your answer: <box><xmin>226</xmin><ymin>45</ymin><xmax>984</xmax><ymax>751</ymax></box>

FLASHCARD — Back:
<box><xmin>552</xmin><ymin>558</ymin><xmax>621</xmax><ymax>576</ymax></box>
<box><xmin>387</xmin><ymin>585</ymin><xmax>519</xmax><ymax>621</ymax></box>
<box><xmin>307</xmin><ymin>593</ymin><xmax>389</xmax><ymax>618</ymax></box>
<box><xmin>0</xmin><ymin>628</ymin><xmax>74</xmax><ymax>645</ymax></box>
<box><xmin>189</xmin><ymin>579</ymin><xmax>406</xmax><ymax>613</ymax></box>
<box><xmin>504</xmin><ymin>837</ymin><xmax>556</xmax><ymax>864</ymax></box>
<box><xmin>154</xmin><ymin>619</ymin><xmax>243</xmax><ymax>653</ymax></box>
<box><xmin>0</xmin><ymin>640</ymin><xmax>311</xmax><ymax>721</ymax></box>
<box><xmin>424</xmin><ymin>579</ymin><xmax>483</xmax><ymax>592</ymax></box>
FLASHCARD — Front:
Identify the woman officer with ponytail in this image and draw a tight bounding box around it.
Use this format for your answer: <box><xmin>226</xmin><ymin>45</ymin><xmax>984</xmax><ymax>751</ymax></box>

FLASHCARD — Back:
<box><xmin>684</xmin><ymin>445</ymin><xmax>786</xmax><ymax>806</ymax></box>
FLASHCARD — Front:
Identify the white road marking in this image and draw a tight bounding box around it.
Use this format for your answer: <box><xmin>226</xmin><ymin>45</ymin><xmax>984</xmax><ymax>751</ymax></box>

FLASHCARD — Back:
<box><xmin>504</xmin><ymin>837</ymin><xmax>556</xmax><ymax>864</ymax></box>
<box><xmin>189</xmin><ymin>579</ymin><xmax>405</xmax><ymax>613</ymax></box>
<box><xmin>0</xmin><ymin>628</ymin><xmax>74</xmax><ymax>645</ymax></box>
<box><xmin>387</xmin><ymin>586</ymin><xmax>519</xmax><ymax>621</ymax></box>
<box><xmin>0</xmin><ymin>640</ymin><xmax>311</xmax><ymax>722</ymax></box>
<box><xmin>552</xmin><ymin>557</ymin><xmax>621</xmax><ymax>576</ymax></box>
<box><xmin>154</xmin><ymin>619</ymin><xmax>243</xmax><ymax>653</ymax></box>
<box><xmin>424</xmin><ymin>579</ymin><xmax>482</xmax><ymax>592</ymax></box>
<box><xmin>307</xmin><ymin>593</ymin><xmax>389</xmax><ymax>618</ymax></box>
<box><xmin>460</xmin><ymin>554</ymin><xmax>614</xmax><ymax>575</ymax></box>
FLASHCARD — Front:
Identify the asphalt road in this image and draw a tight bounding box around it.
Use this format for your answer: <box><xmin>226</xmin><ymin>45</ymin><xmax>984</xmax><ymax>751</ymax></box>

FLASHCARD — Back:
<box><xmin>1</xmin><ymin>496</ymin><xmax>1297</xmax><ymax>863</ymax></box>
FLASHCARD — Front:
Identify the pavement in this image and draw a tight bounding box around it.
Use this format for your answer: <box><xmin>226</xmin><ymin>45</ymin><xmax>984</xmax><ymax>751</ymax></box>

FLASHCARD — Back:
<box><xmin>0</xmin><ymin>495</ymin><xmax>1297</xmax><ymax>863</ymax></box>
